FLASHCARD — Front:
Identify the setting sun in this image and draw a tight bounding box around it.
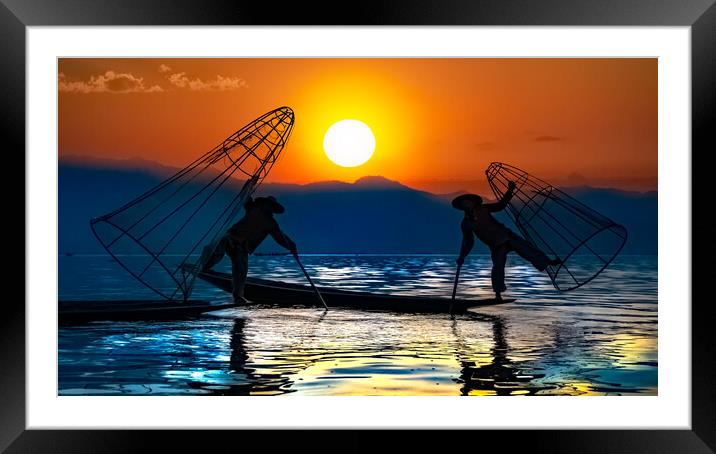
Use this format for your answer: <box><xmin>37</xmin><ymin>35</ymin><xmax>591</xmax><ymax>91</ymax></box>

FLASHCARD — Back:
<box><xmin>323</xmin><ymin>119</ymin><xmax>376</xmax><ymax>167</ymax></box>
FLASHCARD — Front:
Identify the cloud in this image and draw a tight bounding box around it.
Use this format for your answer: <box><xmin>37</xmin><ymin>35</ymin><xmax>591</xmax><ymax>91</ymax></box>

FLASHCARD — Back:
<box><xmin>475</xmin><ymin>141</ymin><xmax>496</xmax><ymax>151</ymax></box>
<box><xmin>58</xmin><ymin>71</ymin><xmax>163</xmax><ymax>94</ymax></box>
<box><xmin>166</xmin><ymin>72</ymin><xmax>248</xmax><ymax>91</ymax></box>
<box><xmin>158</xmin><ymin>64</ymin><xmax>172</xmax><ymax>74</ymax></box>
<box><xmin>533</xmin><ymin>135</ymin><xmax>564</xmax><ymax>142</ymax></box>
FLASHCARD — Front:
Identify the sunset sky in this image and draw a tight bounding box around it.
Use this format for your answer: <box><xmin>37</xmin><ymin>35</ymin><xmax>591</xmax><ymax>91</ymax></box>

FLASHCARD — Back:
<box><xmin>58</xmin><ymin>58</ymin><xmax>657</xmax><ymax>193</ymax></box>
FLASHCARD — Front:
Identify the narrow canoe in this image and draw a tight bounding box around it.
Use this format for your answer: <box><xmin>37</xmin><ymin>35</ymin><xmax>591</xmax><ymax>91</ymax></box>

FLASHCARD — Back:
<box><xmin>196</xmin><ymin>270</ymin><xmax>513</xmax><ymax>313</ymax></box>
<box><xmin>58</xmin><ymin>299</ymin><xmax>236</xmax><ymax>323</ymax></box>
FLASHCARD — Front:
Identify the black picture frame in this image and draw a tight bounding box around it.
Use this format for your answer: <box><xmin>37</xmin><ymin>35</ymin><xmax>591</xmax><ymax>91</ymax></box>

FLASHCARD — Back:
<box><xmin>4</xmin><ymin>0</ymin><xmax>711</xmax><ymax>451</ymax></box>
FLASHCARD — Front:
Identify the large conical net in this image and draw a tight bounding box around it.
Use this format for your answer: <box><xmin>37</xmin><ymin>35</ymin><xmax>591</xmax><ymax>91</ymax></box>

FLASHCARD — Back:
<box><xmin>90</xmin><ymin>106</ymin><xmax>295</xmax><ymax>301</ymax></box>
<box><xmin>486</xmin><ymin>162</ymin><xmax>627</xmax><ymax>291</ymax></box>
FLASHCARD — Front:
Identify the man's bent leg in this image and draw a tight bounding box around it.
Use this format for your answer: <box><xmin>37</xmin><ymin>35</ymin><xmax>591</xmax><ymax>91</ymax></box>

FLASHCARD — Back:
<box><xmin>230</xmin><ymin>249</ymin><xmax>249</xmax><ymax>302</ymax></box>
<box><xmin>508</xmin><ymin>234</ymin><xmax>551</xmax><ymax>271</ymax></box>
<box><xmin>491</xmin><ymin>244</ymin><xmax>509</xmax><ymax>294</ymax></box>
<box><xmin>201</xmin><ymin>236</ymin><xmax>228</xmax><ymax>271</ymax></box>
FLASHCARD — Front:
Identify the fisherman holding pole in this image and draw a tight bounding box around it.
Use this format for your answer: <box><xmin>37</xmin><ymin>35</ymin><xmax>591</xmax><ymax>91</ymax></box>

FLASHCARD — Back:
<box><xmin>201</xmin><ymin>195</ymin><xmax>327</xmax><ymax>310</ymax></box>
<box><xmin>451</xmin><ymin>181</ymin><xmax>561</xmax><ymax>302</ymax></box>
<box><xmin>200</xmin><ymin>196</ymin><xmax>297</xmax><ymax>304</ymax></box>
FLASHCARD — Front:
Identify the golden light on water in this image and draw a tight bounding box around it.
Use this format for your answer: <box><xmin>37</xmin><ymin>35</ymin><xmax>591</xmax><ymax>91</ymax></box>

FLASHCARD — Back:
<box><xmin>605</xmin><ymin>334</ymin><xmax>657</xmax><ymax>367</ymax></box>
<box><xmin>290</xmin><ymin>355</ymin><xmax>462</xmax><ymax>396</ymax></box>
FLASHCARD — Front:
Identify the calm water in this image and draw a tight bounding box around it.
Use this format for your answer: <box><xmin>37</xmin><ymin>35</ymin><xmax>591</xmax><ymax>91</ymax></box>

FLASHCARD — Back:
<box><xmin>58</xmin><ymin>254</ymin><xmax>657</xmax><ymax>396</ymax></box>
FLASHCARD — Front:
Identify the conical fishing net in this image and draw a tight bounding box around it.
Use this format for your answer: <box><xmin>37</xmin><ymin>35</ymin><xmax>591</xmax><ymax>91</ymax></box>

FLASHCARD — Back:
<box><xmin>90</xmin><ymin>106</ymin><xmax>295</xmax><ymax>301</ymax></box>
<box><xmin>486</xmin><ymin>162</ymin><xmax>627</xmax><ymax>291</ymax></box>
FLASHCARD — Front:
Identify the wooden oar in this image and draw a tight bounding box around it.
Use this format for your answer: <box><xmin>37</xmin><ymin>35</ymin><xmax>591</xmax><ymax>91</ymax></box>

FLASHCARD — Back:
<box><xmin>293</xmin><ymin>252</ymin><xmax>329</xmax><ymax>311</ymax></box>
<box><xmin>449</xmin><ymin>263</ymin><xmax>462</xmax><ymax>314</ymax></box>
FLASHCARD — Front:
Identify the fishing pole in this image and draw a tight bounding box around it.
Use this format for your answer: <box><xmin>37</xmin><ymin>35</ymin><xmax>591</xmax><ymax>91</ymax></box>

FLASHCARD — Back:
<box><xmin>293</xmin><ymin>252</ymin><xmax>329</xmax><ymax>311</ymax></box>
<box><xmin>280</xmin><ymin>231</ymin><xmax>328</xmax><ymax>311</ymax></box>
<box><xmin>449</xmin><ymin>262</ymin><xmax>462</xmax><ymax>314</ymax></box>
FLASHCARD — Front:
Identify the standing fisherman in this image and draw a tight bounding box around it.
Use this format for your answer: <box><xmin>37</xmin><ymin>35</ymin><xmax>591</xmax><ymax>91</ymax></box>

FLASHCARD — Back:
<box><xmin>201</xmin><ymin>196</ymin><xmax>297</xmax><ymax>303</ymax></box>
<box><xmin>452</xmin><ymin>181</ymin><xmax>561</xmax><ymax>301</ymax></box>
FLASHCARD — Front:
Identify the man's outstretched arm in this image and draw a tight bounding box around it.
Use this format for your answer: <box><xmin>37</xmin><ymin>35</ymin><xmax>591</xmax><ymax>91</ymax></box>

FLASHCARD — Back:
<box><xmin>270</xmin><ymin>228</ymin><xmax>297</xmax><ymax>254</ymax></box>
<box><xmin>487</xmin><ymin>181</ymin><xmax>517</xmax><ymax>212</ymax></box>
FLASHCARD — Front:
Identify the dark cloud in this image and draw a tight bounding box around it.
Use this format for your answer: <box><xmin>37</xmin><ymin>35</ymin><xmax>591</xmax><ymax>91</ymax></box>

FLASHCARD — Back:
<box><xmin>475</xmin><ymin>141</ymin><xmax>496</xmax><ymax>151</ymax></box>
<box><xmin>533</xmin><ymin>135</ymin><xmax>564</xmax><ymax>142</ymax></box>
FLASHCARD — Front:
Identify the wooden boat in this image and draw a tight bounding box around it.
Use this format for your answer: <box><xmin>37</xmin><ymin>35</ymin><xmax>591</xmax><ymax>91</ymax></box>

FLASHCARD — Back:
<box><xmin>196</xmin><ymin>269</ymin><xmax>513</xmax><ymax>313</ymax></box>
<box><xmin>58</xmin><ymin>299</ymin><xmax>236</xmax><ymax>323</ymax></box>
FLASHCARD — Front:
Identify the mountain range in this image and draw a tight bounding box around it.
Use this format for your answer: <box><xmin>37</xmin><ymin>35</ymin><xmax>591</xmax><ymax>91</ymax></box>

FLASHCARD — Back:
<box><xmin>59</xmin><ymin>156</ymin><xmax>657</xmax><ymax>255</ymax></box>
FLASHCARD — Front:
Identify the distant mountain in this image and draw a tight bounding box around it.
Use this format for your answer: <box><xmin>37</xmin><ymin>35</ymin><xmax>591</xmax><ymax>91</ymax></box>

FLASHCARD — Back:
<box><xmin>61</xmin><ymin>154</ymin><xmax>180</xmax><ymax>178</ymax></box>
<box><xmin>260</xmin><ymin>176</ymin><xmax>413</xmax><ymax>194</ymax></box>
<box><xmin>353</xmin><ymin>175</ymin><xmax>411</xmax><ymax>190</ymax></box>
<box><xmin>58</xmin><ymin>157</ymin><xmax>657</xmax><ymax>255</ymax></box>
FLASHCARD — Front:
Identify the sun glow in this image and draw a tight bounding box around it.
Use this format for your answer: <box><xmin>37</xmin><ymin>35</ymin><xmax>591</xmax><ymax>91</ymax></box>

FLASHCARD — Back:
<box><xmin>322</xmin><ymin>120</ymin><xmax>376</xmax><ymax>167</ymax></box>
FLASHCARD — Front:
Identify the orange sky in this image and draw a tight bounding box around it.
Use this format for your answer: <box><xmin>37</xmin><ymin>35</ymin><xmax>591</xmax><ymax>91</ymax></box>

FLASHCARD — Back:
<box><xmin>58</xmin><ymin>58</ymin><xmax>657</xmax><ymax>193</ymax></box>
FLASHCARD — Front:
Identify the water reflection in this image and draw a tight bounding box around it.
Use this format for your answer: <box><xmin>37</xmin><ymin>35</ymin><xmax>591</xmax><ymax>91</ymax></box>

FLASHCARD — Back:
<box><xmin>453</xmin><ymin>314</ymin><xmax>550</xmax><ymax>396</ymax></box>
<box><xmin>58</xmin><ymin>255</ymin><xmax>657</xmax><ymax>396</ymax></box>
<box><xmin>210</xmin><ymin>317</ymin><xmax>295</xmax><ymax>395</ymax></box>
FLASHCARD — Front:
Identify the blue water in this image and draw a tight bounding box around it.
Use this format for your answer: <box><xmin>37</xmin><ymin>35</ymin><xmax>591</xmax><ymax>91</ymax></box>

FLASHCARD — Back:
<box><xmin>58</xmin><ymin>254</ymin><xmax>657</xmax><ymax>396</ymax></box>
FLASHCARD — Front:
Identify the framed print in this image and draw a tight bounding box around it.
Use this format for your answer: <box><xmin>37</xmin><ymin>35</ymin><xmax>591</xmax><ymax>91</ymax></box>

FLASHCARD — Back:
<box><xmin>5</xmin><ymin>0</ymin><xmax>713</xmax><ymax>451</ymax></box>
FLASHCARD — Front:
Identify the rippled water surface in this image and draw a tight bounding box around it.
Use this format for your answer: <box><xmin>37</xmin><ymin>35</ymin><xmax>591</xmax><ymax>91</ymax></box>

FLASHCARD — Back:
<box><xmin>59</xmin><ymin>254</ymin><xmax>657</xmax><ymax>396</ymax></box>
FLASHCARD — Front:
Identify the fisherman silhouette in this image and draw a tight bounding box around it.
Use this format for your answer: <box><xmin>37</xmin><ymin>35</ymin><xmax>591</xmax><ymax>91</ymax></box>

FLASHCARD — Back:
<box><xmin>201</xmin><ymin>196</ymin><xmax>297</xmax><ymax>304</ymax></box>
<box><xmin>452</xmin><ymin>181</ymin><xmax>561</xmax><ymax>301</ymax></box>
